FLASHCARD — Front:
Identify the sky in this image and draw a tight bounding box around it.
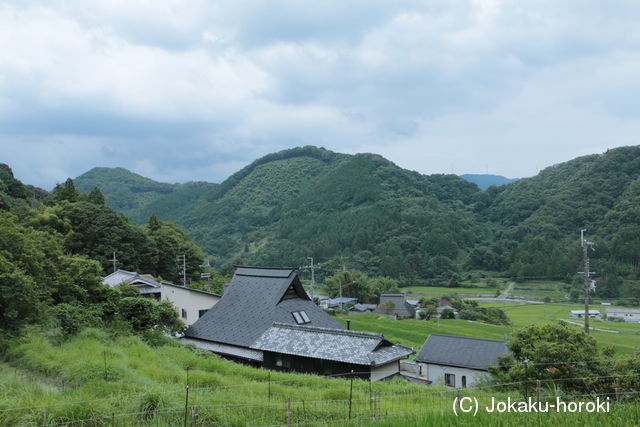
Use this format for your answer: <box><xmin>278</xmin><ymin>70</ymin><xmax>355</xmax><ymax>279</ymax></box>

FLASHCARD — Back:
<box><xmin>1</xmin><ymin>0</ymin><xmax>640</xmax><ymax>189</ymax></box>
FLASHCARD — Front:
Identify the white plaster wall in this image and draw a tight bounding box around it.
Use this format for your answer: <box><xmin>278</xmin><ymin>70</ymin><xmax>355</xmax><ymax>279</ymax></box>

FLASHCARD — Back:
<box><xmin>161</xmin><ymin>285</ymin><xmax>219</xmax><ymax>326</ymax></box>
<box><xmin>417</xmin><ymin>363</ymin><xmax>488</xmax><ymax>388</ymax></box>
<box><xmin>371</xmin><ymin>361</ymin><xmax>400</xmax><ymax>382</ymax></box>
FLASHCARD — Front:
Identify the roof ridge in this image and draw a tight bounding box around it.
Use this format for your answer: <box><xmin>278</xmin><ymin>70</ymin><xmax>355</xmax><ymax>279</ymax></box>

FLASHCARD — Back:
<box><xmin>234</xmin><ymin>265</ymin><xmax>299</xmax><ymax>271</ymax></box>
<box><xmin>271</xmin><ymin>322</ymin><xmax>383</xmax><ymax>339</ymax></box>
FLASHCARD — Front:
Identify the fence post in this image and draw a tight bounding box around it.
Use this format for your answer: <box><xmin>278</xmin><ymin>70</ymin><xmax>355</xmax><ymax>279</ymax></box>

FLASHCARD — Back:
<box><xmin>193</xmin><ymin>406</ymin><xmax>199</xmax><ymax>427</ymax></box>
<box><xmin>349</xmin><ymin>370</ymin><xmax>354</xmax><ymax>420</ymax></box>
<box><xmin>184</xmin><ymin>384</ymin><xmax>190</xmax><ymax>427</ymax></box>
<box><xmin>457</xmin><ymin>389</ymin><xmax>461</xmax><ymax>411</ymax></box>
<box><xmin>614</xmin><ymin>378</ymin><xmax>620</xmax><ymax>402</ymax></box>
<box><xmin>536</xmin><ymin>380</ymin><xmax>541</xmax><ymax>403</ymax></box>
<box><xmin>268</xmin><ymin>371</ymin><xmax>271</xmax><ymax>402</ymax></box>
<box><xmin>287</xmin><ymin>396</ymin><xmax>292</xmax><ymax>427</ymax></box>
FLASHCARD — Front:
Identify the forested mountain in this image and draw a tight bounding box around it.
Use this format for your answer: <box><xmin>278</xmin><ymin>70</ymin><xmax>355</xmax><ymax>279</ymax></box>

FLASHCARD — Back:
<box><xmin>75</xmin><ymin>146</ymin><xmax>483</xmax><ymax>283</ymax></box>
<box><xmin>75</xmin><ymin>167</ymin><xmax>217</xmax><ymax>223</ymax></box>
<box><xmin>460</xmin><ymin>174</ymin><xmax>518</xmax><ymax>190</ymax></box>
<box><xmin>72</xmin><ymin>145</ymin><xmax>640</xmax><ymax>294</ymax></box>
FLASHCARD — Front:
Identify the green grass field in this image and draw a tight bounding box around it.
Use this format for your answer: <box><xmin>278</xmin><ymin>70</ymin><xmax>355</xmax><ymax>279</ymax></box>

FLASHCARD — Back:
<box><xmin>337</xmin><ymin>314</ymin><xmax>510</xmax><ymax>355</ymax></box>
<box><xmin>1</xmin><ymin>329</ymin><xmax>638</xmax><ymax>426</ymax></box>
<box><xmin>339</xmin><ymin>303</ymin><xmax>640</xmax><ymax>356</ymax></box>
<box><xmin>401</xmin><ymin>286</ymin><xmax>496</xmax><ymax>299</ymax></box>
<box><xmin>509</xmin><ymin>281</ymin><xmax>568</xmax><ymax>300</ymax></box>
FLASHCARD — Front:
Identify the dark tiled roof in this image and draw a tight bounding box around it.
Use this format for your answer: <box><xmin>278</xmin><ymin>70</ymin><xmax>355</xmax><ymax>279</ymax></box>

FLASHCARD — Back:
<box><xmin>415</xmin><ymin>334</ymin><xmax>509</xmax><ymax>371</ymax></box>
<box><xmin>185</xmin><ymin>267</ymin><xmax>343</xmax><ymax>347</ymax></box>
<box><xmin>234</xmin><ymin>266</ymin><xmax>297</xmax><ymax>278</ymax></box>
<box><xmin>252</xmin><ymin>323</ymin><xmax>414</xmax><ymax>366</ymax></box>
<box><xmin>375</xmin><ymin>294</ymin><xmax>416</xmax><ymax>318</ymax></box>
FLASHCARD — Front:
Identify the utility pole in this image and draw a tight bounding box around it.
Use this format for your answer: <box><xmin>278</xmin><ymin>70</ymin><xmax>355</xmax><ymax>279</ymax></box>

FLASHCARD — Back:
<box><xmin>307</xmin><ymin>257</ymin><xmax>315</xmax><ymax>299</ymax></box>
<box><xmin>578</xmin><ymin>229</ymin><xmax>596</xmax><ymax>334</ymax></box>
<box><xmin>111</xmin><ymin>252</ymin><xmax>117</xmax><ymax>273</ymax></box>
<box><xmin>200</xmin><ymin>259</ymin><xmax>211</xmax><ymax>282</ymax></box>
<box><xmin>177</xmin><ymin>254</ymin><xmax>187</xmax><ymax>286</ymax></box>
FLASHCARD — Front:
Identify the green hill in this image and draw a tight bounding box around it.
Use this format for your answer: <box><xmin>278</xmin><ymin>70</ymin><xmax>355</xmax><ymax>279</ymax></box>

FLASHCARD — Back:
<box><xmin>76</xmin><ymin>147</ymin><xmax>483</xmax><ymax>282</ymax></box>
<box><xmin>74</xmin><ymin>167</ymin><xmax>217</xmax><ymax>223</ymax></box>
<box><xmin>73</xmin><ymin>145</ymin><xmax>640</xmax><ymax>296</ymax></box>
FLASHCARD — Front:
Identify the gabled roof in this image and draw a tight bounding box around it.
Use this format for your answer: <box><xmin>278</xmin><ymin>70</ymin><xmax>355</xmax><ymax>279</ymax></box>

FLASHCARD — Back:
<box><xmin>375</xmin><ymin>293</ymin><xmax>416</xmax><ymax>318</ymax></box>
<box><xmin>415</xmin><ymin>334</ymin><xmax>509</xmax><ymax>371</ymax></box>
<box><xmin>349</xmin><ymin>304</ymin><xmax>377</xmax><ymax>312</ymax></box>
<box><xmin>102</xmin><ymin>269</ymin><xmax>220</xmax><ymax>297</ymax></box>
<box><xmin>185</xmin><ymin>266</ymin><xmax>344</xmax><ymax>347</ymax></box>
<box><xmin>103</xmin><ymin>269</ymin><xmax>162</xmax><ymax>290</ymax></box>
<box><xmin>252</xmin><ymin>323</ymin><xmax>414</xmax><ymax>366</ymax></box>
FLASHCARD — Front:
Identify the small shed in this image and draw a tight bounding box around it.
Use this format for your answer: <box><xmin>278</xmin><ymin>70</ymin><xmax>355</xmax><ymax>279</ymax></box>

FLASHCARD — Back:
<box><xmin>606</xmin><ymin>308</ymin><xmax>640</xmax><ymax>323</ymax></box>
<box><xmin>569</xmin><ymin>310</ymin><xmax>602</xmax><ymax>320</ymax></box>
<box><xmin>415</xmin><ymin>334</ymin><xmax>509</xmax><ymax>388</ymax></box>
<box><xmin>375</xmin><ymin>293</ymin><xmax>416</xmax><ymax>318</ymax></box>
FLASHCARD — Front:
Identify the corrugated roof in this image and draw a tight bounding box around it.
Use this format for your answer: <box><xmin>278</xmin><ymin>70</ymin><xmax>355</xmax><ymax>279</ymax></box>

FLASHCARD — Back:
<box><xmin>415</xmin><ymin>334</ymin><xmax>509</xmax><ymax>371</ymax></box>
<box><xmin>185</xmin><ymin>267</ymin><xmax>343</xmax><ymax>347</ymax></box>
<box><xmin>252</xmin><ymin>323</ymin><xmax>414</xmax><ymax>366</ymax></box>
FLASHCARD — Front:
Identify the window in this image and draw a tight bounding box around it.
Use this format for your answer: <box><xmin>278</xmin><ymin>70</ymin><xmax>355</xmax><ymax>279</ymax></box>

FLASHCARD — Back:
<box><xmin>275</xmin><ymin>355</ymin><xmax>290</xmax><ymax>369</ymax></box>
<box><xmin>462</xmin><ymin>376</ymin><xmax>467</xmax><ymax>388</ymax></box>
<box><xmin>445</xmin><ymin>373</ymin><xmax>455</xmax><ymax>387</ymax></box>
<box><xmin>181</xmin><ymin>309</ymin><xmax>187</xmax><ymax>319</ymax></box>
<box><xmin>198</xmin><ymin>309</ymin><xmax>208</xmax><ymax>318</ymax></box>
<box><xmin>291</xmin><ymin>311</ymin><xmax>310</xmax><ymax>324</ymax></box>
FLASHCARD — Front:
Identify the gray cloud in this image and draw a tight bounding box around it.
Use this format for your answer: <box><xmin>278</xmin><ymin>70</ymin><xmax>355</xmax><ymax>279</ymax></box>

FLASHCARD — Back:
<box><xmin>1</xmin><ymin>0</ymin><xmax>639</xmax><ymax>188</ymax></box>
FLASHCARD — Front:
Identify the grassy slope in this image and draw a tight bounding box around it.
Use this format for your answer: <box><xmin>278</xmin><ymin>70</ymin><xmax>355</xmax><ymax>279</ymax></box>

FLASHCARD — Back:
<box><xmin>1</xmin><ymin>330</ymin><xmax>637</xmax><ymax>426</ymax></box>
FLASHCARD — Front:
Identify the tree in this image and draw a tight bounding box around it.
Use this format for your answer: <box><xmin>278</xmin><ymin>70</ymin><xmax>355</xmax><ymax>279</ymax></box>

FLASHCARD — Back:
<box><xmin>324</xmin><ymin>270</ymin><xmax>374</xmax><ymax>303</ymax></box>
<box><xmin>489</xmin><ymin>322</ymin><xmax>613</xmax><ymax>393</ymax></box>
<box><xmin>118</xmin><ymin>297</ymin><xmax>184</xmax><ymax>335</ymax></box>
<box><xmin>54</xmin><ymin>178</ymin><xmax>80</xmax><ymax>202</ymax></box>
<box><xmin>87</xmin><ymin>187</ymin><xmax>105</xmax><ymax>205</ymax></box>
<box><xmin>0</xmin><ymin>259</ymin><xmax>40</xmax><ymax>331</ymax></box>
<box><xmin>147</xmin><ymin>214</ymin><xmax>161</xmax><ymax>232</ymax></box>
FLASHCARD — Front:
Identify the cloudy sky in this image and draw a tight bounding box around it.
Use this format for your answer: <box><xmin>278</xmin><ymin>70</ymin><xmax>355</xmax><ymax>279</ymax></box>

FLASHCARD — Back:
<box><xmin>1</xmin><ymin>0</ymin><xmax>639</xmax><ymax>189</ymax></box>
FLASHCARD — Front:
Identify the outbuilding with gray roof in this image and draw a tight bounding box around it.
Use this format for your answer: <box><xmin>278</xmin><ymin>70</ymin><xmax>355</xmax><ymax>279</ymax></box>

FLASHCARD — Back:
<box><xmin>415</xmin><ymin>334</ymin><xmax>509</xmax><ymax>388</ymax></box>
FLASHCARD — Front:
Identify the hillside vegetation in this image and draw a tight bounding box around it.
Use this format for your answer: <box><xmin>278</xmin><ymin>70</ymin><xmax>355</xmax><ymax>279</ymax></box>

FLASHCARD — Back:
<box><xmin>75</xmin><ymin>146</ymin><xmax>640</xmax><ymax>301</ymax></box>
<box><xmin>1</xmin><ymin>330</ymin><xmax>637</xmax><ymax>426</ymax></box>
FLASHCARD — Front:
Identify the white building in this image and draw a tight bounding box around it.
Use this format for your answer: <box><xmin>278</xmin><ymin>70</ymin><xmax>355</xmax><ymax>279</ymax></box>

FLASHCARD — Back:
<box><xmin>415</xmin><ymin>334</ymin><xmax>509</xmax><ymax>388</ymax></box>
<box><xmin>606</xmin><ymin>308</ymin><xmax>640</xmax><ymax>323</ymax></box>
<box><xmin>569</xmin><ymin>310</ymin><xmax>602</xmax><ymax>320</ymax></box>
<box><xmin>102</xmin><ymin>269</ymin><xmax>220</xmax><ymax>326</ymax></box>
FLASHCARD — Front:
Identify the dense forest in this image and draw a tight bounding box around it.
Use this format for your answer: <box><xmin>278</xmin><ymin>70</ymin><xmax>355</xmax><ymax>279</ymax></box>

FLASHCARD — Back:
<box><xmin>69</xmin><ymin>145</ymin><xmax>640</xmax><ymax>299</ymax></box>
<box><xmin>0</xmin><ymin>164</ymin><xmax>211</xmax><ymax>336</ymax></box>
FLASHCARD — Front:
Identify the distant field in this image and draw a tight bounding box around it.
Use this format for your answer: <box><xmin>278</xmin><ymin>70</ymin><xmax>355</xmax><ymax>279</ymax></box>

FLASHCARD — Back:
<box><xmin>342</xmin><ymin>305</ymin><xmax>640</xmax><ymax>357</ymax></box>
<box><xmin>476</xmin><ymin>302</ymin><xmax>640</xmax><ymax>354</ymax></box>
<box><xmin>401</xmin><ymin>286</ymin><xmax>495</xmax><ymax>298</ymax></box>
<box><xmin>336</xmin><ymin>314</ymin><xmax>510</xmax><ymax>355</ymax></box>
<box><xmin>509</xmin><ymin>280</ymin><xmax>568</xmax><ymax>300</ymax></box>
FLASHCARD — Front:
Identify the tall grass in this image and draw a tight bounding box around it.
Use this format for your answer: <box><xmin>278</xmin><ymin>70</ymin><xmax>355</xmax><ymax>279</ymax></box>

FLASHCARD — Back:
<box><xmin>0</xmin><ymin>328</ymin><xmax>638</xmax><ymax>426</ymax></box>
